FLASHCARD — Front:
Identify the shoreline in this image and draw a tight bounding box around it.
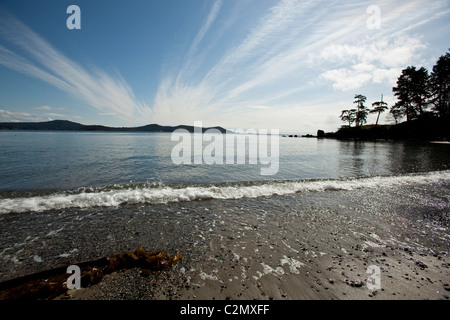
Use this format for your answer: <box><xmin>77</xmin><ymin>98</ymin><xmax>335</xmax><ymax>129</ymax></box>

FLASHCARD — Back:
<box><xmin>317</xmin><ymin>117</ymin><xmax>450</xmax><ymax>142</ymax></box>
<box><xmin>0</xmin><ymin>178</ymin><xmax>448</xmax><ymax>300</ymax></box>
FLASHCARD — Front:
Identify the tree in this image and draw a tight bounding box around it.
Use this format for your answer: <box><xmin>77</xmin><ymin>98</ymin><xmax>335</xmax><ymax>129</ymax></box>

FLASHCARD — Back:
<box><xmin>353</xmin><ymin>94</ymin><xmax>368</xmax><ymax>127</ymax></box>
<box><xmin>340</xmin><ymin>109</ymin><xmax>356</xmax><ymax>127</ymax></box>
<box><xmin>393</xmin><ymin>66</ymin><xmax>431</xmax><ymax>121</ymax></box>
<box><xmin>370</xmin><ymin>94</ymin><xmax>388</xmax><ymax>125</ymax></box>
<box><xmin>429</xmin><ymin>50</ymin><xmax>450</xmax><ymax>118</ymax></box>
<box><xmin>389</xmin><ymin>103</ymin><xmax>404</xmax><ymax>125</ymax></box>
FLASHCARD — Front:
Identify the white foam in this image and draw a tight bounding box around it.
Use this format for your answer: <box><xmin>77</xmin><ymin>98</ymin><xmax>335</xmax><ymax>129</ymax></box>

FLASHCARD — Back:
<box><xmin>0</xmin><ymin>170</ymin><xmax>449</xmax><ymax>214</ymax></box>
<box><xmin>279</xmin><ymin>255</ymin><xmax>304</xmax><ymax>274</ymax></box>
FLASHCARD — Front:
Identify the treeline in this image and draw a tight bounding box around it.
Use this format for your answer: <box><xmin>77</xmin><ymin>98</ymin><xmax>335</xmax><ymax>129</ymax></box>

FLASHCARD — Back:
<box><xmin>334</xmin><ymin>49</ymin><xmax>449</xmax><ymax>140</ymax></box>
<box><xmin>339</xmin><ymin>94</ymin><xmax>388</xmax><ymax>127</ymax></box>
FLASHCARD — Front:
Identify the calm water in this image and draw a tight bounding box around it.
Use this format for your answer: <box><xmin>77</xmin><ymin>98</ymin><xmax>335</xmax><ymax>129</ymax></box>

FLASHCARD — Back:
<box><xmin>0</xmin><ymin>131</ymin><xmax>449</xmax><ymax>214</ymax></box>
<box><xmin>1</xmin><ymin>131</ymin><xmax>450</xmax><ymax>191</ymax></box>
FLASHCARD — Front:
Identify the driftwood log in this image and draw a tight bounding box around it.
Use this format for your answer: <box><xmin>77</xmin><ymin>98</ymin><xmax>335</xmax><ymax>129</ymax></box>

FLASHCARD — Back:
<box><xmin>0</xmin><ymin>248</ymin><xmax>182</xmax><ymax>300</ymax></box>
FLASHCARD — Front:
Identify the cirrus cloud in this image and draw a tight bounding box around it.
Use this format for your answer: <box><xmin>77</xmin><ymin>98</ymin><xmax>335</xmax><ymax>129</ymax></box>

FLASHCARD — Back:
<box><xmin>0</xmin><ymin>0</ymin><xmax>448</xmax><ymax>132</ymax></box>
<box><xmin>0</xmin><ymin>10</ymin><xmax>153</xmax><ymax>124</ymax></box>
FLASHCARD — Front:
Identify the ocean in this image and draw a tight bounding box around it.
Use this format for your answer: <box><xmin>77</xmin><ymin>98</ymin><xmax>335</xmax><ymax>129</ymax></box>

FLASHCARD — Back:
<box><xmin>0</xmin><ymin>130</ymin><xmax>449</xmax><ymax>300</ymax></box>
<box><xmin>0</xmin><ymin>131</ymin><xmax>449</xmax><ymax>214</ymax></box>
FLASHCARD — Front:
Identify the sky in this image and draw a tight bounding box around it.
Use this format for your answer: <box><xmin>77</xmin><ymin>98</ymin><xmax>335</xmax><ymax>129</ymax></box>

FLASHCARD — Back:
<box><xmin>0</xmin><ymin>0</ymin><xmax>449</xmax><ymax>133</ymax></box>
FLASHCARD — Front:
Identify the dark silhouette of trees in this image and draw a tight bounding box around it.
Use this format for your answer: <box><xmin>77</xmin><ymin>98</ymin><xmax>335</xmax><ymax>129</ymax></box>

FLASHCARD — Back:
<box><xmin>389</xmin><ymin>103</ymin><xmax>403</xmax><ymax>125</ymax></box>
<box><xmin>340</xmin><ymin>109</ymin><xmax>356</xmax><ymax>127</ymax></box>
<box><xmin>339</xmin><ymin>94</ymin><xmax>381</xmax><ymax>127</ymax></box>
<box><xmin>334</xmin><ymin>49</ymin><xmax>449</xmax><ymax>140</ymax></box>
<box><xmin>370</xmin><ymin>94</ymin><xmax>388</xmax><ymax>125</ymax></box>
<box><xmin>392</xmin><ymin>66</ymin><xmax>430</xmax><ymax>121</ymax></box>
<box><xmin>339</xmin><ymin>95</ymin><xmax>369</xmax><ymax>127</ymax></box>
<box><xmin>353</xmin><ymin>94</ymin><xmax>368</xmax><ymax>127</ymax></box>
<box><xmin>429</xmin><ymin>50</ymin><xmax>450</xmax><ymax>119</ymax></box>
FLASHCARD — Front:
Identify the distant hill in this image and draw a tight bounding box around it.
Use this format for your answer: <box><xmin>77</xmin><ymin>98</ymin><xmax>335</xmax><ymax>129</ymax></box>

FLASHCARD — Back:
<box><xmin>0</xmin><ymin>120</ymin><xmax>230</xmax><ymax>133</ymax></box>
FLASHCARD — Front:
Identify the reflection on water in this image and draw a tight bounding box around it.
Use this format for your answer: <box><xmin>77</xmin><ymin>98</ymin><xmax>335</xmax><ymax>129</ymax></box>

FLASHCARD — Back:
<box><xmin>0</xmin><ymin>131</ymin><xmax>449</xmax><ymax>191</ymax></box>
<box><xmin>337</xmin><ymin>140</ymin><xmax>392</xmax><ymax>177</ymax></box>
<box><xmin>336</xmin><ymin>140</ymin><xmax>450</xmax><ymax>178</ymax></box>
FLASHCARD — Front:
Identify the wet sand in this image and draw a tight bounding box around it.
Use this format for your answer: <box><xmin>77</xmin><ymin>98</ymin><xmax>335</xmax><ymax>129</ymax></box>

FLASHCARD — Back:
<box><xmin>0</xmin><ymin>179</ymin><xmax>449</xmax><ymax>301</ymax></box>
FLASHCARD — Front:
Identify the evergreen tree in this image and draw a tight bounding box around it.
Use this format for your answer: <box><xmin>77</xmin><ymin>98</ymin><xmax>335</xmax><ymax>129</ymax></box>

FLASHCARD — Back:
<box><xmin>393</xmin><ymin>66</ymin><xmax>430</xmax><ymax>121</ymax></box>
<box><xmin>389</xmin><ymin>103</ymin><xmax>404</xmax><ymax>125</ymax></box>
<box><xmin>353</xmin><ymin>94</ymin><xmax>368</xmax><ymax>127</ymax></box>
<box><xmin>370</xmin><ymin>94</ymin><xmax>388</xmax><ymax>125</ymax></box>
<box><xmin>429</xmin><ymin>50</ymin><xmax>450</xmax><ymax>118</ymax></box>
<box><xmin>340</xmin><ymin>109</ymin><xmax>356</xmax><ymax>127</ymax></box>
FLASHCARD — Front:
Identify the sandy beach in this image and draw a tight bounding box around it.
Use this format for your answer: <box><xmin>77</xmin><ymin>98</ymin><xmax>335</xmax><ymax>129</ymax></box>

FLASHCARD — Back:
<box><xmin>1</xmin><ymin>176</ymin><xmax>447</xmax><ymax>301</ymax></box>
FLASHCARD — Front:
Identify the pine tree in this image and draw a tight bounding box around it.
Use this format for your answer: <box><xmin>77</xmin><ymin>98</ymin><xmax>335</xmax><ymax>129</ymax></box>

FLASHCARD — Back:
<box><xmin>429</xmin><ymin>50</ymin><xmax>450</xmax><ymax>118</ymax></box>
<box><xmin>353</xmin><ymin>94</ymin><xmax>368</xmax><ymax>127</ymax></box>
<box><xmin>393</xmin><ymin>66</ymin><xmax>430</xmax><ymax>121</ymax></box>
<box><xmin>370</xmin><ymin>94</ymin><xmax>388</xmax><ymax>126</ymax></box>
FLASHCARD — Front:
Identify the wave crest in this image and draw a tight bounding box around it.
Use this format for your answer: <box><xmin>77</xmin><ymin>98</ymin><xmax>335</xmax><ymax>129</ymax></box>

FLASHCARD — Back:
<box><xmin>1</xmin><ymin>171</ymin><xmax>449</xmax><ymax>214</ymax></box>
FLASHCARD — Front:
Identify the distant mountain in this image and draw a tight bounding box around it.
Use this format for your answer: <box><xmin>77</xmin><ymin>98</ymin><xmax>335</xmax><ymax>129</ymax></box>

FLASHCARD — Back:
<box><xmin>0</xmin><ymin>120</ymin><xmax>85</xmax><ymax>131</ymax></box>
<box><xmin>0</xmin><ymin>120</ymin><xmax>230</xmax><ymax>133</ymax></box>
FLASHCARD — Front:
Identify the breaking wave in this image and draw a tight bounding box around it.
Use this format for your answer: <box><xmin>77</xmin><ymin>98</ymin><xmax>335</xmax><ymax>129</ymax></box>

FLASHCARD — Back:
<box><xmin>1</xmin><ymin>170</ymin><xmax>449</xmax><ymax>214</ymax></box>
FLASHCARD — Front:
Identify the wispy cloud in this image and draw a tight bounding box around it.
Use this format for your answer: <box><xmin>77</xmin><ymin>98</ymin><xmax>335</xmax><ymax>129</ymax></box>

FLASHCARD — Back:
<box><xmin>0</xmin><ymin>10</ymin><xmax>152</xmax><ymax>124</ymax></box>
<box><xmin>0</xmin><ymin>107</ymin><xmax>72</xmax><ymax>122</ymax></box>
<box><xmin>33</xmin><ymin>105</ymin><xmax>53</xmax><ymax>111</ymax></box>
<box><xmin>152</xmin><ymin>0</ymin><xmax>225</xmax><ymax>125</ymax></box>
<box><xmin>151</xmin><ymin>0</ymin><xmax>445</xmax><ymax>130</ymax></box>
<box><xmin>152</xmin><ymin>0</ymin><xmax>334</xmax><ymax>127</ymax></box>
<box><xmin>98</xmin><ymin>112</ymin><xmax>118</xmax><ymax>117</ymax></box>
<box><xmin>317</xmin><ymin>0</ymin><xmax>449</xmax><ymax>93</ymax></box>
<box><xmin>0</xmin><ymin>0</ymin><xmax>448</xmax><ymax>131</ymax></box>
<box><xmin>177</xmin><ymin>0</ymin><xmax>222</xmax><ymax>82</ymax></box>
<box><xmin>318</xmin><ymin>37</ymin><xmax>427</xmax><ymax>91</ymax></box>
<box><xmin>0</xmin><ymin>109</ymin><xmax>46</xmax><ymax>122</ymax></box>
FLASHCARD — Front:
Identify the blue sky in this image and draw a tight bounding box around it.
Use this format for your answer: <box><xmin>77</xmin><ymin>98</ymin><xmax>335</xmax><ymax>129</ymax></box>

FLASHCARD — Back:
<box><xmin>0</xmin><ymin>0</ymin><xmax>449</xmax><ymax>133</ymax></box>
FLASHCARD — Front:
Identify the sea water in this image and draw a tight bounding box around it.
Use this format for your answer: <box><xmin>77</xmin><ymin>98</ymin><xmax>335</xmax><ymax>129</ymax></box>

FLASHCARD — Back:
<box><xmin>0</xmin><ymin>130</ymin><xmax>449</xmax><ymax>214</ymax></box>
